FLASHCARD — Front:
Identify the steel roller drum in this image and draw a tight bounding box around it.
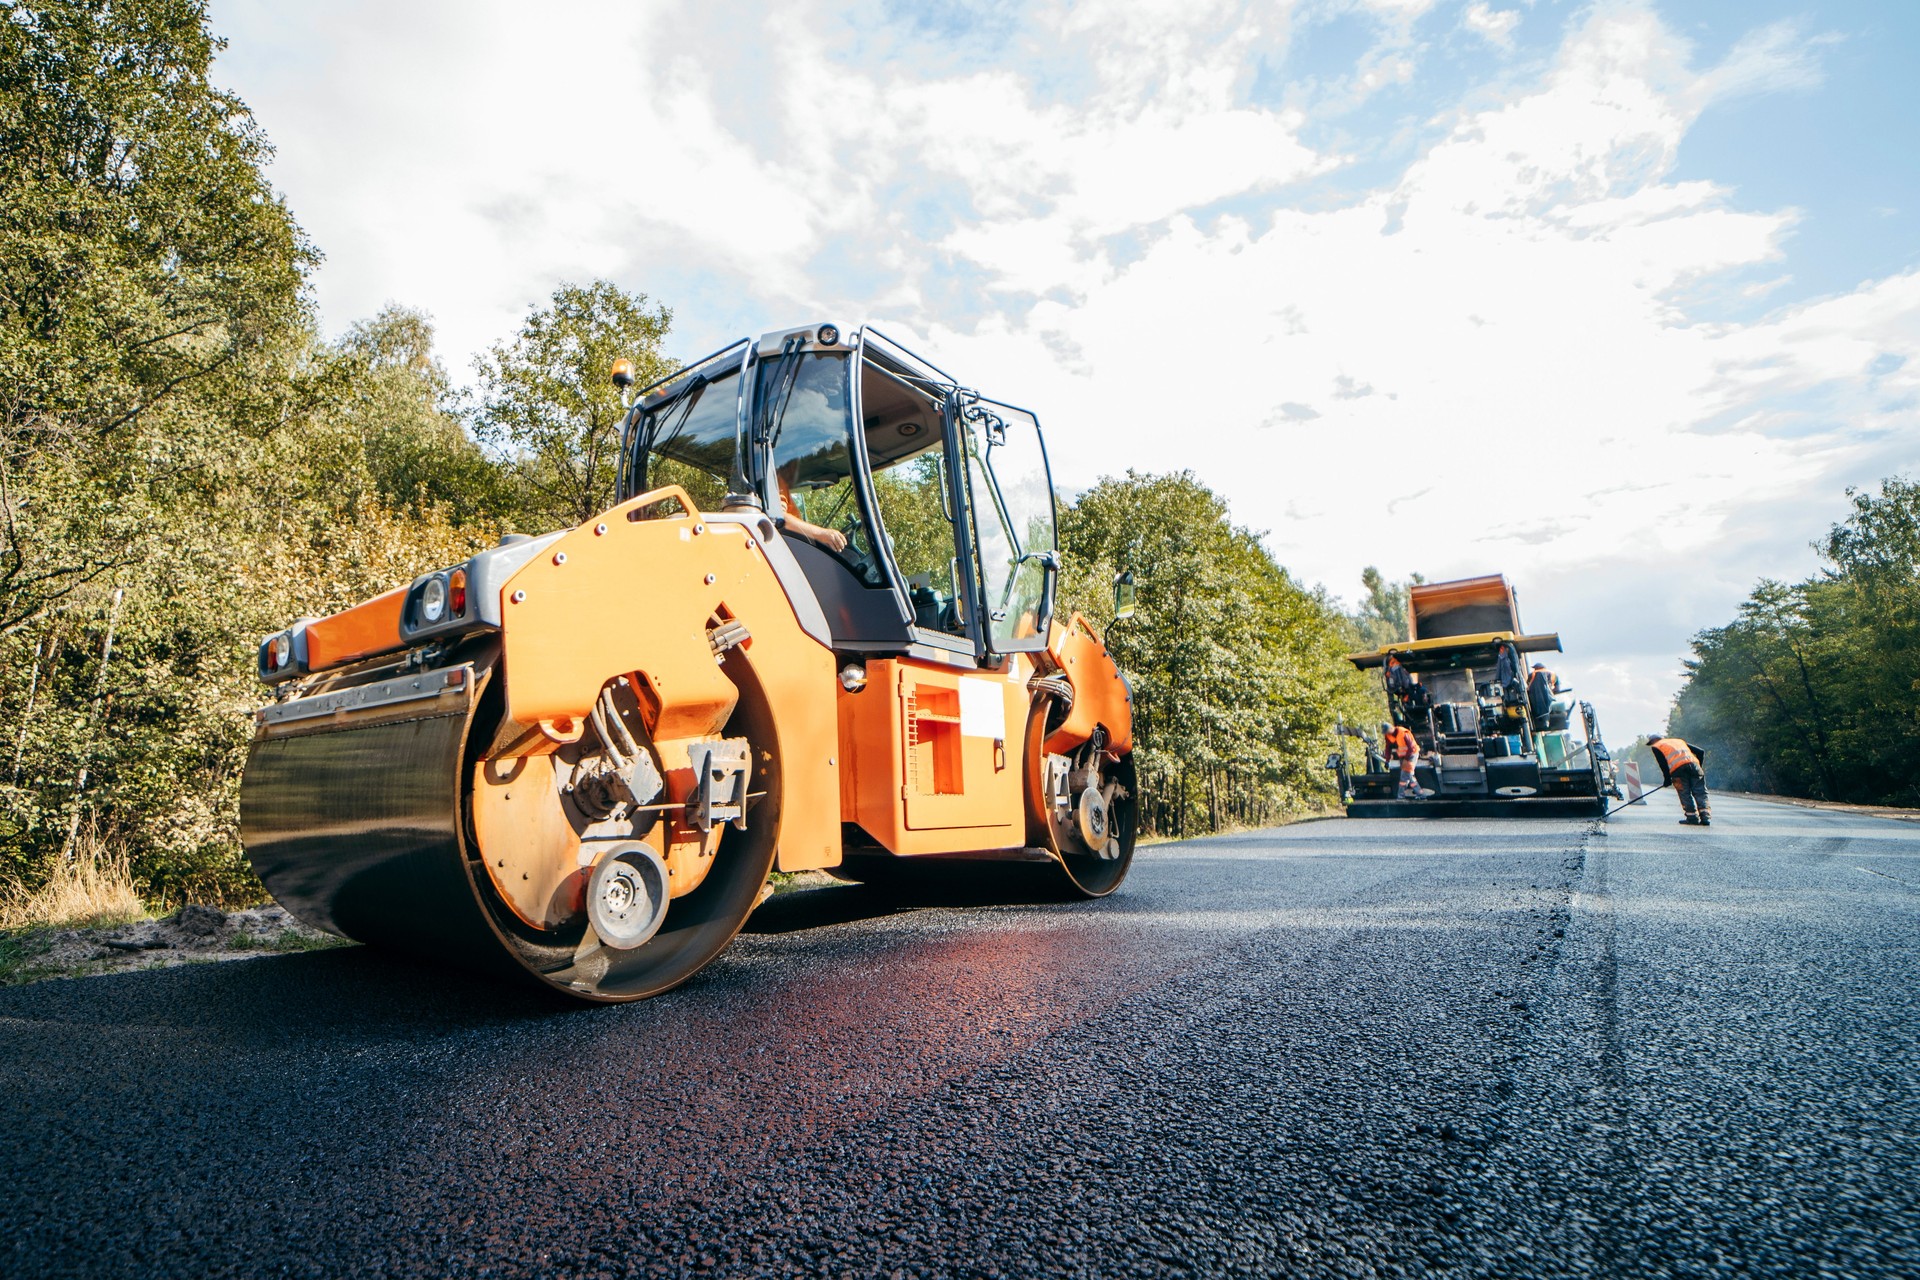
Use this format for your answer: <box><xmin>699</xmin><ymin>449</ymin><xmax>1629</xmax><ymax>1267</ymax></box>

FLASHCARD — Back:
<box><xmin>240</xmin><ymin>660</ymin><xmax>782</xmax><ymax>1001</ymax></box>
<box><xmin>239</xmin><ymin>670</ymin><xmax>525</xmax><ymax>983</ymax></box>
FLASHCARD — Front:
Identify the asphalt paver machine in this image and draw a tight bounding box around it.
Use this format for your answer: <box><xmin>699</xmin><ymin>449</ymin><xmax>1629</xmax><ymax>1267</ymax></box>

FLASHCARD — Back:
<box><xmin>1333</xmin><ymin>574</ymin><xmax>1613</xmax><ymax>818</ymax></box>
<box><xmin>240</xmin><ymin>324</ymin><xmax>1137</xmax><ymax>1002</ymax></box>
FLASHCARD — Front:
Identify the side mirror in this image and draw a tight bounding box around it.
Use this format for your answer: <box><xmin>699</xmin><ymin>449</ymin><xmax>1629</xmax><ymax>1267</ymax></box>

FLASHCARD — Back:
<box><xmin>1112</xmin><ymin>570</ymin><xmax>1137</xmax><ymax>622</ymax></box>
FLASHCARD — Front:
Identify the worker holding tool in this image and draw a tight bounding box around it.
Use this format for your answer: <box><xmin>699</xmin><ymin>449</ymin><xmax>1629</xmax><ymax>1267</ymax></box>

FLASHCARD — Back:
<box><xmin>1381</xmin><ymin>722</ymin><xmax>1421</xmax><ymax>800</ymax></box>
<box><xmin>1647</xmin><ymin>735</ymin><xmax>1711</xmax><ymax>826</ymax></box>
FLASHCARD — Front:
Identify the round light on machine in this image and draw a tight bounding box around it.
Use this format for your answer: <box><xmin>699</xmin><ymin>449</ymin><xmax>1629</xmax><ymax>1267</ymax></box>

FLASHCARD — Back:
<box><xmin>270</xmin><ymin>633</ymin><xmax>291</xmax><ymax>670</ymax></box>
<box><xmin>816</xmin><ymin>324</ymin><xmax>840</xmax><ymax>347</ymax></box>
<box><xmin>421</xmin><ymin>575</ymin><xmax>448</xmax><ymax>623</ymax></box>
<box><xmin>838</xmin><ymin>662</ymin><xmax>867</xmax><ymax>692</ymax></box>
<box><xmin>448</xmin><ymin>568</ymin><xmax>468</xmax><ymax>616</ymax></box>
<box><xmin>610</xmin><ymin>357</ymin><xmax>635</xmax><ymax>389</ymax></box>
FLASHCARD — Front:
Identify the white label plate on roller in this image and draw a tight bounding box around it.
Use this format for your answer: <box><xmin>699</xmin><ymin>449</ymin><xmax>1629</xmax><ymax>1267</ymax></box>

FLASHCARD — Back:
<box><xmin>958</xmin><ymin>676</ymin><xmax>1005</xmax><ymax>738</ymax></box>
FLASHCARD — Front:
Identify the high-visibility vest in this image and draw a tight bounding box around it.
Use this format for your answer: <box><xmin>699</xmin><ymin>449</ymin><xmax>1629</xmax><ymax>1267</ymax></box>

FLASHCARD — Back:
<box><xmin>1650</xmin><ymin>738</ymin><xmax>1699</xmax><ymax>775</ymax></box>
<box><xmin>1385</xmin><ymin>727</ymin><xmax>1418</xmax><ymax>759</ymax></box>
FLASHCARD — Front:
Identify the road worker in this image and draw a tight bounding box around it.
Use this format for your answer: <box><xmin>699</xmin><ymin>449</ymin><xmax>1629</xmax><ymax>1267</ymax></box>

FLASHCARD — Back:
<box><xmin>1385</xmin><ymin>653</ymin><xmax>1431</xmax><ymax>725</ymax></box>
<box><xmin>1381</xmin><ymin>721</ymin><xmax>1421</xmax><ymax>800</ymax></box>
<box><xmin>1647</xmin><ymin>735</ymin><xmax>1711</xmax><ymax>826</ymax></box>
<box><xmin>1495</xmin><ymin>640</ymin><xmax>1523</xmax><ymax>702</ymax></box>
<box><xmin>1385</xmin><ymin>652</ymin><xmax>1413</xmax><ymax>703</ymax></box>
<box><xmin>1527</xmin><ymin>662</ymin><xmax>1559</xmax><ymax>726</ymax></box>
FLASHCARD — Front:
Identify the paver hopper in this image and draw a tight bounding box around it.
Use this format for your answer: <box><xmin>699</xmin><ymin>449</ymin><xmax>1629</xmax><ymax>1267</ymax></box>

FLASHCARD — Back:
<box><xmin>1331</xmin><ymin>575</ymin><xmax>1615</xmax><ymax>818</ymax></box>
<box><xmin>240</xmin><ymin>325</ymin><xmax>1138</xmax><ymax>1001</ymax></box>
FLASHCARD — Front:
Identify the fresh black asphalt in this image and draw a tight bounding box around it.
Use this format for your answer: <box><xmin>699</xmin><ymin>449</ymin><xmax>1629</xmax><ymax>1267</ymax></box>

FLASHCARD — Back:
<box><xmin>1</xmin><ymin>794</ymin><xmax>1915</xmax><ymax>1278</ymax></box>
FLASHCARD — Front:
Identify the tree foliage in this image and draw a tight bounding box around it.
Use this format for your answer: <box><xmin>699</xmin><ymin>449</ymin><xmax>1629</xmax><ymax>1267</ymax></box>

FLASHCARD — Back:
<box><xmin>0</xmin><ymin>4</ymin><xmax>505</xmax><ymax>900</ymax></box>
<box><xmin>1347</xmin><ymin>565</ymin><xmax>1423</xmax><ymax>649</ymax></box>
<box><xmin>1</xmin><ymin>0</ymin><xmax>313</xmax><ymax>636</ymax></box>
<box><xmin>1060</xmin><ymin>471</ymin><xmax>1377</xmax><ymax>836</ymax></box>
<box><xmin>474</xmin><ymin>282</ymin><xmax>673</xmax><ymax>530</ymax></box>
<box><xmin>1670</xmin><ymin>476</ymin><xmax>1920</xmax><ymax>805</ymax></box>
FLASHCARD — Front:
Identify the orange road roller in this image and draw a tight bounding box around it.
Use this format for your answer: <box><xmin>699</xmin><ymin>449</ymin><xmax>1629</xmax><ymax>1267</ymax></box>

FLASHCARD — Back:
<box><xmin>240</xmin><ymin>325</ymin><xmax>1138</xmax><ymax>1002</ymax></box>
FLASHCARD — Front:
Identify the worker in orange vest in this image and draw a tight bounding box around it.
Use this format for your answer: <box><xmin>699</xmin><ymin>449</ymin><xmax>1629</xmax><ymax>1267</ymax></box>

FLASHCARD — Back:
<box><xmin>1381</xmin><ymin>722</ymin><xmax>1421</xmax><ymax>800</ymax></box>
<box><xmin>1647</xmin><ymin>735</ymin><xmax>1711</xmax><ymax>826</ymax></box>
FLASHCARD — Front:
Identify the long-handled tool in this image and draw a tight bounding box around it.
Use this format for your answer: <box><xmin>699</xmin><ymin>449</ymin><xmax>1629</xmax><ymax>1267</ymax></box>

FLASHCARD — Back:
<box><xmin>1603</xmin><ymin>778</ymin><xmax>1669</xmax><ymax>819</ymax></box>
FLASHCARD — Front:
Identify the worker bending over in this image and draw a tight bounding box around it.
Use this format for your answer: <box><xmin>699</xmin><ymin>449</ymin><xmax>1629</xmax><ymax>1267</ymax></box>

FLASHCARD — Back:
<box><xmin>1381</xmin><ymin>722</ymin><xmax>1422</xmax><ymax>800</ymax></box>
<box><xmin>1647</xmin><ymin>735</ymin><xmax>1711</xmax><ymax>826</ymax></box>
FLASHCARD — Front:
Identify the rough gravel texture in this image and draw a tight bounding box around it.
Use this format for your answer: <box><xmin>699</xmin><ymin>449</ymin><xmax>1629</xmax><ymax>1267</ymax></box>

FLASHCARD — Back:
<box><xmin>1</xmin><ymin>903</ymin><xmax>343</xmax><ymax>985</ymax></box>
<box><xmin>0</xmin><ymin>795</ymin><xmax>1913</xmax><ymax>1278</ymax></box>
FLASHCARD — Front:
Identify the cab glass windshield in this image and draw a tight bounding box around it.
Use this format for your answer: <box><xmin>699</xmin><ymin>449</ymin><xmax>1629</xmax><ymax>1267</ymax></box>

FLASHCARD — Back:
<box><xmin>635</xmin><ymin>367</ymin><xmax>739</xmax><ymax>510</ymax></box>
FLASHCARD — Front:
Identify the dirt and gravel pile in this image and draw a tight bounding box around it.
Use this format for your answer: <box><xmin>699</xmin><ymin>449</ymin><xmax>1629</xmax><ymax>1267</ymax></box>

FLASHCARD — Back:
<box><xmin>13</xmin><ymin>904</ymin><xmax>344</xmax><ymax>983</ymax></box>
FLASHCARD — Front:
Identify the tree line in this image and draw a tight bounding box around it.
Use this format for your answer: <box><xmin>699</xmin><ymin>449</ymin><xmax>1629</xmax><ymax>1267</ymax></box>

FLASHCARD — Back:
<box><xmin>0</xmin><ymin>0</ymin><xmax>1384</xmax><ymax>908</ymax></box>
<box><xmin>1670</xmin><ymin>476</ymin><xmax>1919</xmax><ymax>806</ymax></box>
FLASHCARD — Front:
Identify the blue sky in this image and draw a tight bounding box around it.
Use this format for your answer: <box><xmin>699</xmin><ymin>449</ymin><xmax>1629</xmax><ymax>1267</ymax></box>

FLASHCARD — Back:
<box><xmin>211</xmin><ymin>0</ymin><xmax>1920</xmax><ymax>736</ymax></box>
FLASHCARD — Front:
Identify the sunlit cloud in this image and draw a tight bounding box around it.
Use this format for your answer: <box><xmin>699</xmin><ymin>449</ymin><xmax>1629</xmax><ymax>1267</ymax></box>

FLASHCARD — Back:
<box><xmin>1462</xmin><ymin>3</ymin><xmax>1520</xmax><ymax>50</ymax></box>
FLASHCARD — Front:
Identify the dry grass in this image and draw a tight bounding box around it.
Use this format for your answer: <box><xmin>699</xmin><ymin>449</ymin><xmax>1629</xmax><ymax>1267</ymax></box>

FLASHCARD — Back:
<box><xmin>0</xmin><ymin>830</ymin><xmax>149</xmax><ymax>932</ymax></box>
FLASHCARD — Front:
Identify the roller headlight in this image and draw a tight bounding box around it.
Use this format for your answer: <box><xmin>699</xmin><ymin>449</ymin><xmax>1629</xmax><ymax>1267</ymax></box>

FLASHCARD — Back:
<box><xmin>270</xmin><ymin>633</ymin><xmax>292</xmax><ymax>670</ymax></box>
<box><xmin>421</xmin><ymin>575</ymin><xmax>448</xmax><ymax>623</ymax></box>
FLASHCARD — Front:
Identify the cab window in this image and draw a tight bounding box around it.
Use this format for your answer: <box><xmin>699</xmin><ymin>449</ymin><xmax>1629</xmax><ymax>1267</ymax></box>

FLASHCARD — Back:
<box><xmin>958</xmin><ymin>399</ymin><xmax>1055</xmax><ymax>648</ymax></box>
<box><xmin>636</xmin><ymin>368</ymin><xmax>737</xmax><ymax>511</ymax></box>
<box><xmin>859</xmin><ymin>355</ymin><xmax>966</xmax><ymax>639</ymax></box>
<box><xmin>762</xmin><ymin>352</ymin><xmax>887</xmax><ymax>587</ymax></box>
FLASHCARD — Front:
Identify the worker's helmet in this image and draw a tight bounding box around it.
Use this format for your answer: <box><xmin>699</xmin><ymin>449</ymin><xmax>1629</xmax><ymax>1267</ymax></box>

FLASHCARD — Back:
<box><xmin>1531</xmin><ymin>662</ymin><xmax>1546</xmax><ymax>670</ymax></box>
<box><xmin>1379</xmin><ymin>722</ymin><xmax>1392</xmax><ymax>738</ymax></box>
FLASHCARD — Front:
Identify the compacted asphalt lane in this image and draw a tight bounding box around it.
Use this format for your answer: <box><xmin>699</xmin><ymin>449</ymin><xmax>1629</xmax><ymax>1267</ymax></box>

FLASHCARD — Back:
<box><xmin>3</xmin><ymin>794</ymin><xmax>1917</xmax><ymax>1279</ymax></box>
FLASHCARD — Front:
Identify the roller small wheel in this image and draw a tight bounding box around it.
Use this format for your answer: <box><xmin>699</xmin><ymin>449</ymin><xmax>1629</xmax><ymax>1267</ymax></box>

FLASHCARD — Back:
<box><xmin>1075</xmin><ymin>785</ymin><xmax>1109</xmax><ymax>850</ymax></box>
<box><xmin>1054</xmin><ymin>753</ymin><xmax>1137</xmax><ymax>897</ymax></box>
<box><xmin>587</xmin><ymin>843</ymin><xmax>670</xmax><ymax>950</ymax></box>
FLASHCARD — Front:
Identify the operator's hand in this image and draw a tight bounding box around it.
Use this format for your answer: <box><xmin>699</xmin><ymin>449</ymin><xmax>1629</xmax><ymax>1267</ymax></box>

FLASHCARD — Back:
<box><xmin>783</xmin><ymin>514</ymin><xmax>848</xmax><ymax>553</ymax></box>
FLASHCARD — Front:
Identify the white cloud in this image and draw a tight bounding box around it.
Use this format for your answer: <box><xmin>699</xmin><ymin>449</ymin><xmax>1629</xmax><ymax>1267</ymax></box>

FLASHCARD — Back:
<box><xmin>1463</xmin><ymin>3</ymin><xmax>1520</xmax><ymax>49</ymax></box>
<box><xmin>1353</xmin><ymin>0</ymin><xmax>1438</xmax><ymax>19</ymax></box>
<box><xmin>208</xmin><ymin>0</ymin><xmax>1916</xmax><ymax>739</ymax></box>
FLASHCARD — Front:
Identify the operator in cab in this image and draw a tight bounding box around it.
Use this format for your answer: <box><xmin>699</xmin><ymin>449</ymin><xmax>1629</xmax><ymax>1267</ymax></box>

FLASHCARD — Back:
<box><xmin>1527</xmin><ymin>662</ymin><xmax>1559</xmax><ymax>727</ymax></box>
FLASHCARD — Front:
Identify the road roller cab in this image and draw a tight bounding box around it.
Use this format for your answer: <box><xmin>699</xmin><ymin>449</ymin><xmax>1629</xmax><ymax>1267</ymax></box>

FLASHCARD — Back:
<box><xmin>241</xmin><ymin>324</ymin><xmax>1138</xmax><ymax>1001</ymax></box>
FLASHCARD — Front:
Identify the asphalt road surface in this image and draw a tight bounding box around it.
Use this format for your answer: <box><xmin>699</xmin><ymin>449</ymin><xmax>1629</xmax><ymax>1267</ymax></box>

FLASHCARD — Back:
<box><xmin>3</xmin><ymin>794</ymin><xmax>1916</xmax><ymax>1279</ymax></box>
